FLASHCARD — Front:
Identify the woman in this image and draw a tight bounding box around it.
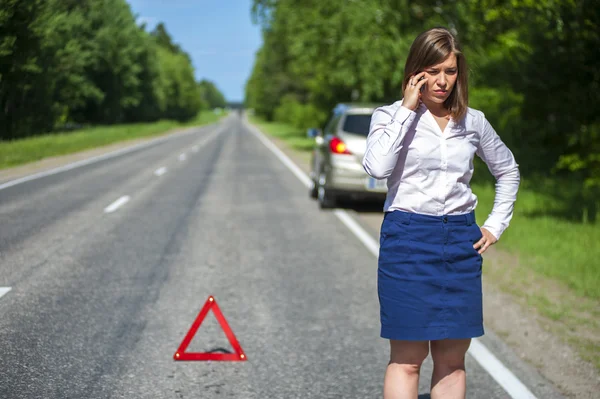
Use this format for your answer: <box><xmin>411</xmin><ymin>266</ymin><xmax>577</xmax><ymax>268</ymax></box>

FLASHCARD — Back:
<box><xmin>363</xmin><ymin>27</ymin><xmax>520</xmax><ymax>398</ymax></box>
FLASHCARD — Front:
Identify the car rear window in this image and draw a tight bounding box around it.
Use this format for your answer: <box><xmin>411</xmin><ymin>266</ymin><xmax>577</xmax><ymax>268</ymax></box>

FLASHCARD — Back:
<box><xmin>342</xmin><ymin>114</ymin><xmax>372</xmax><ymax>136</ymax></box>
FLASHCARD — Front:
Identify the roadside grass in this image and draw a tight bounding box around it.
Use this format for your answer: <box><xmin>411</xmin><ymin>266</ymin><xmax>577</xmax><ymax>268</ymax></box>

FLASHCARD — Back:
<box><xmin>472</xmin><ymin>182</ymin><xmax>600</xmax><ymax>300</ymax></box>
<box><xmin>485</xmin><ymin>254</ymin><xmax>600</xmax><ymax>370</ymax></box>
<box><xmin>0</xmin><ymin>110</ymin><xmax>224</xmax><ymax>170</ymax></box>
<box><xmin>250</xmin><ymin>115</ymin><xmax>600</xmax><ymax>369</ymax></box>
<box><xmin>249</xmin><ymin>116</ymin><xmax>314</xmax><ymax>152</ymax></box>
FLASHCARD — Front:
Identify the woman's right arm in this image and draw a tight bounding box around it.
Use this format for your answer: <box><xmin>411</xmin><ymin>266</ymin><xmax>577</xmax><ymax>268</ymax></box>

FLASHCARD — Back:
<box><xmin>362</xmin><ymin>105</ymin><xmax>417</xmax><ymax>179</ymax></box>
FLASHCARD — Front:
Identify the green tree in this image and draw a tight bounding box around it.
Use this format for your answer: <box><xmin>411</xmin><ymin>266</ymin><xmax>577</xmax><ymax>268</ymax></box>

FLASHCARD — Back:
<box><xmin>198</xmin><ymin>80</ymin><xmax>227</xmax><ymax>109</ymax></box>
<box><xmin>246</xmin><ymin>0</ymin><xmax>600</xmax><ymax>222</ymax></box>
<box><xmin>153</xmin><ymin>27</ymin><xmax>203</xmax><ymax>122</ymax></box>
<box><xmin>0</xmin><ymin>0</ymin><xmax>100</xmax><ymax>138</ymax></box>
<box><xmin>71</xmin><ymin>0</ymin><xmax>147</xmax><ymax>124</ymax></box>
<box><xmin>0</xmin><ymin>0</ymin><xmax>213</xmax><ymax>139</ymax></box>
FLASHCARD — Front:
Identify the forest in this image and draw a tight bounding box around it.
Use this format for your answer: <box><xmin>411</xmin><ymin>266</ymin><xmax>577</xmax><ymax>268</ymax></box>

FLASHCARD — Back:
<box><xmin>245</xmin><ymin>0</ymin><xmax>600</xmax><ymax>223</ymax></box>
<box><xmin>0</xmin><ymin>0</ymin><xmax>226</xmax><ymax>141</ymax></box>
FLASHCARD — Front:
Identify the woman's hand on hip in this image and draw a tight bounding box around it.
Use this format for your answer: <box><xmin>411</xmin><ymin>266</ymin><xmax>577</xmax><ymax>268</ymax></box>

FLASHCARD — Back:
<box><xmin>474</xmin><ymin>228</ymin><xmax>498</xmax><ymax>254</ymax></box>
<box><xmin>402</xmin><ymin>72</ymin><xmax>427</xmax><ymax>111</ymax></box>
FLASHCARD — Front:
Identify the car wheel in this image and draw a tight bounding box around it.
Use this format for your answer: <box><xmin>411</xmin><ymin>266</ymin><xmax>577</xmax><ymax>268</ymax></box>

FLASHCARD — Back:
<box><xmin>317</xmin><ymin>172</ymin><xmax>336</xmax><ymax>209</ymax></box>
<box><xmin>309</xmin><ymin>179</ymin><xmax>318</xmax><ymax>199</ymax></box>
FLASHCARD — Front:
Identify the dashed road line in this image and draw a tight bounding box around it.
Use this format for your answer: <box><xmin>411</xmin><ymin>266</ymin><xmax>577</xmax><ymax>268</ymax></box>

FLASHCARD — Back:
<box><xmin>104</xmin><ymin>195</ymin><xmax>130</xmax><ymax>213</ymax></box>
<box><xmin>0</xmin><ymin>287</ymin><xmax>12</xmax><ymax>299</ymax></box>
<box><xmin>154</xmin><ymin>167</ymin><xmax>167</xmax><ymax>176</ymax></box>
<box><xmin>0</xmin><ymin>125</ymin><xmax>215</xmax><ymax>191</ymax></box>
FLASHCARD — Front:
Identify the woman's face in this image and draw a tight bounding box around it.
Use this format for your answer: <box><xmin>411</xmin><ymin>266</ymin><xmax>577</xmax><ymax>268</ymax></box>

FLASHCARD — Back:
<box><xmin>420</xmin><ymin>53</ymin><xmax>458</xmax><ymax>105</ymax></box>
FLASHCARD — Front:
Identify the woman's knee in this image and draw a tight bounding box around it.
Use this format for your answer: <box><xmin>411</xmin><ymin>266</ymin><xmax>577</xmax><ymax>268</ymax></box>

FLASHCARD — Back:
<box><xmin>430</xmin><ymin>339</ymin><xmax>470</xmax><ymax>369</ymax></box>
<box><xmin>389</xmin><ymin>340</ymin><xmax>429</xmax><ymax>369</ymax></box>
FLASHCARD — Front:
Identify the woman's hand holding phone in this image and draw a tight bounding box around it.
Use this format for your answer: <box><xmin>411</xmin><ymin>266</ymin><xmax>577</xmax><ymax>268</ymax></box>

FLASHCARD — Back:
<box><xmin>403</xmin><ymin>72</ymin><xmax>427</xmax><ymax>111</ymax></box>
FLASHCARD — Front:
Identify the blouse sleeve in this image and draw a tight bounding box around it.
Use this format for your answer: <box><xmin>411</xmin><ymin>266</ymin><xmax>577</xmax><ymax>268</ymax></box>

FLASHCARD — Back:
<box><xmin>476</xmin><ymin>114</ymin><xmax>521</xmax><ymax>240</ymax></box>
<box><xmin>362</xmin><ymin>105</ymin><xmax>417</xmax><ymax>179</ymax></box>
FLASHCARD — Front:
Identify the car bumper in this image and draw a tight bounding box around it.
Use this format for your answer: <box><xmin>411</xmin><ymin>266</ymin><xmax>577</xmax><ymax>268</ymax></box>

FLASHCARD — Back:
<box><xmin>328</xmin><ymin>157</ymin><xmax>387</xmax><ymax>194</ymax></box>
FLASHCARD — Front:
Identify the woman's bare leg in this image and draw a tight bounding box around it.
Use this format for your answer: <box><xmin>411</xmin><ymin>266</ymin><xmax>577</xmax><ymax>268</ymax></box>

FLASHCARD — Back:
<box><xmin>383</xmin><ymin>340</ymin><xmax>429</xmax><ymax>399</ymax></box>
<box><xmin>429</xmin><ymin>339</ymin><xmax>471</xmax><ymax>399</ymax></box>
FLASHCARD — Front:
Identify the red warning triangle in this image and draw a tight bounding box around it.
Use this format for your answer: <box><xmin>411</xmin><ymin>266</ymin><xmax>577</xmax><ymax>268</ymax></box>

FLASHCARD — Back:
<box><xmin>173</xmin><ymin>295</ymin><xmax>247</xmax><ymax>361</ymax></box>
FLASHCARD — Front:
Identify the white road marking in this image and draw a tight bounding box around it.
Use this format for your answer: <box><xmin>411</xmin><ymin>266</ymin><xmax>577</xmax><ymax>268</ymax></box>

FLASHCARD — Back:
<box><xmin>154</xmin><ymin>167</ymin><xmax>167</xmax><ymax>176</ymax></box>
<box><xmin>246</xmin><ymin>120</ymin><xmax>539</xmax><ymax>399</ymax></box>
<box><xmin>104</xmin><ymin>195</ymin><xmax>130</xmax><ymax>213</ymax></box>
<box><xmin>0</xmin><ymin>125</ymin><xmax>216</xmax><ymax>191</ymax></box>
<box><xmin>0</xmin><ymin>287</ymin><xmax>12</xmax><ymax>299</ymax></box>
<box><xmin>333</xmin><ymin>210</ymin><xmax>380</xmax><ymax>255</ymax></box>
<box><xmin>179</xmin><ymin>153</ymin><xmax>187</xmax><ymax>161</ymax></box>
<box><xmin>246</xmin><ymin>123</ymin><xmax>312</xmax><ymax>187</ymax></box>
<box><xmin>469</xmin><ymin>338</ymin><xmax>537</xmax><ymax>398</ymax></box>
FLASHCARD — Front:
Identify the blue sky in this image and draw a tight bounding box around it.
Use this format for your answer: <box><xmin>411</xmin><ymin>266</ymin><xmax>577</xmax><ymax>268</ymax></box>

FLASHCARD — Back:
<box><xmin>126</xmin><ymin>0</ymin><xmax>263</xmax><ymax>102</ymax></box>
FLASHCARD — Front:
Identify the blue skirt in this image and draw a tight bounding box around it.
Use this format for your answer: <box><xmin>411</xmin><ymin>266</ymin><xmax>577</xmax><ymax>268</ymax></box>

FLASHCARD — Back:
<box><xmin>378</xmin><ymin>210</ymin><xmax>484</xmax><ymax>341</ymax></box>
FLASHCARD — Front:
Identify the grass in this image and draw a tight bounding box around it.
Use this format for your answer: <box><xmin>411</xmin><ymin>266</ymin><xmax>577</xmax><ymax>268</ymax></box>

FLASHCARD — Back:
<box><xmin>0</xmin><ymin>110</ymin><xmax>224</xmax><ymax>170</ymax></box>
<box><xmin>250</xmin><ymin>114</ymin><xmax>600</xmax><ymax>369</ymax></box>
<box><xmin>474</xmin><ymin>179</ymin><xmax>600</xmax><ymax>369</ymax></box>
<box><xmin>249</xmin><ymin>116</ymin><xmax>315</xmax><ymax>152</ymax></box>
<box><xmin>472</xmin><ymin>181</ymin><xmax>600</xmax><ymax>300</ymax></box>
<box><xmin>486</xmin><ymin>255</ymin><xmax>600</xmax><ymax>369</ymax></box>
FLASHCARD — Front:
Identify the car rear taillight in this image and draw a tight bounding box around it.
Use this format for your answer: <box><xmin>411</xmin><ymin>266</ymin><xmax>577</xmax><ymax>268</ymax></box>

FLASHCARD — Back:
<box><xmin>329</xmin><ymin>137</ymin><xmax>351</xmax><ymax>154</ymax></box>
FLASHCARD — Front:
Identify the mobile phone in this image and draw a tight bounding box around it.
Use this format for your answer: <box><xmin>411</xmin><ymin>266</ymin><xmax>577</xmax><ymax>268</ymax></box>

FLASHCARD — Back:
<box><xmin>418</xmin><ymin>76</ymin><xmax>426</xmax><ymax>92</ymax></box>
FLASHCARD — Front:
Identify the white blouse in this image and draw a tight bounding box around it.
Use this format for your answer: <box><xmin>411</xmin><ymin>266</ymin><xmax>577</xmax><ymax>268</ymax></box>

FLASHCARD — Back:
<box><xmin>362</xmin><ymin>100</ymin><xmax>520</xmax><ymax>240</ymax></box>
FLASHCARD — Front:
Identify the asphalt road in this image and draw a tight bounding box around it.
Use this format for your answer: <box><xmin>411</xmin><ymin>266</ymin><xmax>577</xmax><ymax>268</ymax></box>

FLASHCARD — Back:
<box><xmin>0</xmin><ymin>114</ymin><xmax>564</xmax><ymax>398</ymax></box>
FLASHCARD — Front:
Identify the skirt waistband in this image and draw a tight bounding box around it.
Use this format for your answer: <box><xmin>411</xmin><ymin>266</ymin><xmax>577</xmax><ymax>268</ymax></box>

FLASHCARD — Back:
<box><xmin>384</xmin><ymin>210</ymin><xmax>476</xmax><ymax>226</ymax></box>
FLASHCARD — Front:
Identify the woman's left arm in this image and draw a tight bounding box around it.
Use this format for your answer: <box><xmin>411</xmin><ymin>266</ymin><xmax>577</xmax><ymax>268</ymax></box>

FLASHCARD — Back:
<box><xmin>475</xmin><ymin>115</ymin><xmax>521</xmax><ymax>249</ymax></box>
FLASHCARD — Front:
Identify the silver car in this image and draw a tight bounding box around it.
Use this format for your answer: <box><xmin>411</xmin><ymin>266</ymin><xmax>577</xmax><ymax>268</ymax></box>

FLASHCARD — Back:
<box><xmin>308</xmin><ymin>103</ymin><xmax>387</xmax><ymax>208</ymax></box>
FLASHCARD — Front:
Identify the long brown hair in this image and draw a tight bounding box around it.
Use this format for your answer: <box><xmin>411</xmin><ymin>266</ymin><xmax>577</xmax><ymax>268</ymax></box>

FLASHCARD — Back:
<box><xmin>402</xmin><ymin>27</ymin><xmax>468</xmax><ymax>121</ymax></box>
